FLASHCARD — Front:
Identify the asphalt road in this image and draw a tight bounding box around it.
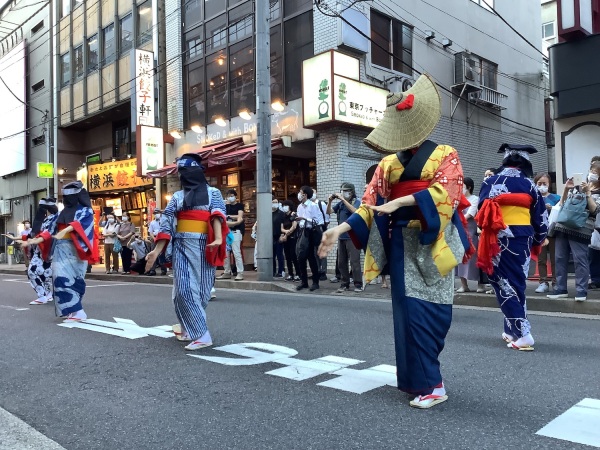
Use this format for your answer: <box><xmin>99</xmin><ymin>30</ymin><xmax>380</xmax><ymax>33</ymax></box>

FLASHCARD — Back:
<box><xmin>0</xmin><ymin>274</ymin><xmax>599</xmax><ymax>450</ymax></box>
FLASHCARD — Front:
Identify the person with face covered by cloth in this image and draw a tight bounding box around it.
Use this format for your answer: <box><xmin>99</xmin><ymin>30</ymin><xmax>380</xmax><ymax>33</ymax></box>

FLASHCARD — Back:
<box><xmin>145</xmin><ymin>153</ymin><xmax>228</xmax><ymax>351</ymax></box>
<box><xmin>22</xmin><ymin>182</ymin><xmax>95</xmax><ymax>322</ymax></box>
<box><xmin>477</xmin><ymin>144</ymin><xmax>548</xmax><ymax>351</ymax></box>
<box><xmin>319</xmin><ymin>74</ymin><xmax>474</xmax><ymax>409</ymax></box>
<box><xmin>10</xmin><ymin>198</ymin><xmax>59</xmax><ymax>305</ymax></box>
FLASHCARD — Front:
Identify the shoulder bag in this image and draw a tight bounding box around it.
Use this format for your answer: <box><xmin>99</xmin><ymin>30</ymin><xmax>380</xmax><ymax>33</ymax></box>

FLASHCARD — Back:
<box><xmin>556</xmin><ymin>191</ymin><xmax>589</xmax><ymax>229</ymax></box>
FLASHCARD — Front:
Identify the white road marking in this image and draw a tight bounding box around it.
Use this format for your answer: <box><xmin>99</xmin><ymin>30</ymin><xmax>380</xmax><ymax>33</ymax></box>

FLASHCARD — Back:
<box><xmin>0</xmin><ymin>305</ymin><xmax>29</xmax><ymax>311</ymax></box>
<box><xmin>0</xmin><ymin>406</ymin><xmax>66</xmax><ymax>449</ymax></box>
<box><xmin>85</xmin><ymin>283</ymin><xmax>131</xmax><ymax>288</ymax></box>
<box><xmin>536</xmin><ymin>398</ymin><xmax>600</xmax><ymax>447</ymax></box>
<box><xmin>58</xmin><ymin>317</ymin><xmax>175</xmax><ymax>339</ymax></box>
<box><xmin>191</xmin><ymin>342</ymin><xmax>397</xmax><ymax>394</ymax></box>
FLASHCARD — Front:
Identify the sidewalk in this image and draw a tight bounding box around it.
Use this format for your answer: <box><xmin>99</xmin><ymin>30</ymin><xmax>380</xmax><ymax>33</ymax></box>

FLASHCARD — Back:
<box><xmin>1</xmin><ymin>263</ymin><xmax>599</xmax><ymax>315</ymax></box>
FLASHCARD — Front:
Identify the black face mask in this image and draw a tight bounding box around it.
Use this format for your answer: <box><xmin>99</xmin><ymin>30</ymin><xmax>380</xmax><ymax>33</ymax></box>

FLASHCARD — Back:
<box><xmin>63</xmin><ymin>195</ymin><xmax>79</xmax><ymax>208</ymax></box>
<box><xmin>178</xmin><ymin>166</ymin><xmax>209</xmax><ymax>207</ymax></box>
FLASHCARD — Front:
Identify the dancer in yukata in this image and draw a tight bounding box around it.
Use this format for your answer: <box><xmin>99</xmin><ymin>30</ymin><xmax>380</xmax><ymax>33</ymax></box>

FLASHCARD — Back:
<box><xmin>319</xmin><ymin>74</ymin><xmax>473</xmax><ymax>409</ymax></box>
<box><xmin>476</xmin><ymin>144</ymin><xmax>548</xmax><ymax>351</ymax></box>
<box><xmin>145</xmin><ymin>153</ymin><xmax>228</xmax><ymax>351</ymax></box>
<box><xmin>6</xmin><ymin>198</ymin><xmax>58</xmax><ymax>305</ymax></box>
<box><xmin>22</xmin><ymin>182</ymin><xmax>95</xmax><ymax>322</ymax></box>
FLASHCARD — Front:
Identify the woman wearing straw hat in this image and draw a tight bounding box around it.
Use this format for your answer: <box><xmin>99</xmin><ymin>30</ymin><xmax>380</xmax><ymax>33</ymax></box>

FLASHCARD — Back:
<box><xmin>319</xmin><ymin>74</ymin><xmax>473</xmax><ymax>409</ymax></box>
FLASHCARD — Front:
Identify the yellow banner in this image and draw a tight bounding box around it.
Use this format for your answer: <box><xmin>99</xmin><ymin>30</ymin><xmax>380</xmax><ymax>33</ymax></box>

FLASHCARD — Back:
<box><xmin>87</xmin><ymin>158</ymin><xmax>153</xmax><ymax>193</ymax></box>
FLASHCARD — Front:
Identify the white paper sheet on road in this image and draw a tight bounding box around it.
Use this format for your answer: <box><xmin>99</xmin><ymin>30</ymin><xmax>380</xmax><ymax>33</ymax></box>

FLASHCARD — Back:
<box><xmin>536</xmin><ymin>398</ymin><xmax>600</xmax><ymax>448</ymax></box>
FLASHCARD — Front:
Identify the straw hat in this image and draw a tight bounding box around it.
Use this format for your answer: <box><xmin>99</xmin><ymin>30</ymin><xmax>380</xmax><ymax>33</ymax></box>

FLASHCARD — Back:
<box><xmin>364</xmin><ymin>73</ymin><xmax>441</xmax><ymax>154</ymax></box>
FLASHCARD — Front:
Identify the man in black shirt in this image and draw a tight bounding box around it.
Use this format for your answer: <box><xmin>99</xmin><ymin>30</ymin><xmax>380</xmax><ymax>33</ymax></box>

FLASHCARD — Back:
<box><xmin>272</xmin><ymin>196</ymin><xmax>286</xmax><ymax>277</ymax></box>
<box><xmin>218</xmin><ymin>189</ymin><xmax>245</xmax><ymax>281</ymax></box>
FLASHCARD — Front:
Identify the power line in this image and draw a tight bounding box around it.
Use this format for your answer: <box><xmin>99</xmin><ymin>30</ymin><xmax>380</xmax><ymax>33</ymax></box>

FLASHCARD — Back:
<box><xmin>0</xmin><ymin>75</ymin><xmax>47</xmax><ymax>115</ymax></box>
<box><xmin>315</xmin><ymin>1</ymin><xmax>547</xmax><ymax>137</ymax></box>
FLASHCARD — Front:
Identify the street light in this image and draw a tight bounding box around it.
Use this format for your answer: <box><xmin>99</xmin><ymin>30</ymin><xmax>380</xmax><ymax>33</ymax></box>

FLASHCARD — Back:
<box><xmin>191</xmin><ymin>124</ymin><xmax>203</xmax><ymax>133</ymax></box>
<box><xmin>169</xmin><ymin>129</ymin><xmax>182</xmax><ymax>139</ymax></box>
<box><xmin>215</xmin><ymin>116</ymin><xmax>227</xmax><ymax>127</ymax></box>
<box><xmin>271</xmin><ymin>100</ymin><xmax>285</xmax><ymax>112</ymax></box>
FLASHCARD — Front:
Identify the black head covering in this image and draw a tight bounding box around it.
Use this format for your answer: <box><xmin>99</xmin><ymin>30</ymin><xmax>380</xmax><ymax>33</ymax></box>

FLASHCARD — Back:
<box><xmin>58</xmin><ymin>181</ymin><xmax>92</xmax><ymax>224</ymax></box>
<box><xmin>177</xmin><ymin>153</ymin><xmax>209</xmax><ymax>208</ymax></box>
<box><xmin>498</xmin><ymin>144</ymin><xmax>537</xmax><ymax>178</ymax></box>
<box><xmin>32</xmin><ymin>198</ymin><xmax>58</xmax><ymax>234</ymax></box>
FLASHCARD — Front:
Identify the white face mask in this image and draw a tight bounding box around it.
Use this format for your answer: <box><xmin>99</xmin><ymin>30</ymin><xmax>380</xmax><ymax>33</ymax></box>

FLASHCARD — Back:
<box><xmin>342</xmin><ymin>191</ymin><xmax>352</xmax><ymax>200</ymax></box>
<box><xmin>282</xmin><ymin>205</ymin><xmax>290</xmax><ymax>213</ymax></box>
<box><xmin>24</xmin><ymin>224</ymin><xmax>30</xmax><ymax>229</ymax></box>
<box><xmin>227</xmin><ymin>196</ymin><xmax>236</xmax><ymax>203</ymax></box>
<box><xmin>297</xmin><ymin>193</ymin><xmax>304</xmax><ymax>202</ymax></box>
<box><xmin>154</xmin><ymin>214</ymin><xmax>160</xmax><ymax>220</ymax></box>
<box><xmin>108</xmin><ymin>218</ymin><xmax>115</xmax><ymax>223</ymax></box>
<box><xmin>311</xmin><ymin>193</ymin><xmax>317</xmax><ymax>201</ymax></box>
<box><xmin>122</xmin><ymin>216</ymin><xmax>128</xmax><ymax>222</ymax></box>
<box><xmin>272</xmin><ymin>203</ymin><xmax>279</xmax><ymax>210</ymax></box>
<box><xmin>537</xmin><ymin>185</ymin><xmax>549</xmax><ymax>194</ymax></box>
<box><xmin>589</xmin><ymin>173</ymin><xmax>599</xmax><ymax>183</ymax></box>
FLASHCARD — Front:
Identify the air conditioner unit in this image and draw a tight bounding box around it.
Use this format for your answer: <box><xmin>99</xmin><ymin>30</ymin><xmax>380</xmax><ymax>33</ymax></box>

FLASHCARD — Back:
<box><xmin>387</xmin><ymin>75</ymin><xmax>415</xmax><ymax>93</ymax></box>
<box><xmin>454</xmin><ymin>52</ymin><xmax>480</xmax><ymax>87</ymax></box>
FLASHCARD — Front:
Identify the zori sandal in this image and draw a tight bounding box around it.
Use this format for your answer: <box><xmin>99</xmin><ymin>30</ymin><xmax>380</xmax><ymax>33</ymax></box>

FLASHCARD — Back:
<box><xmin>409</xmin><ymin>394</ymin><xmax>448</xmax><ymax>409</ymax></box>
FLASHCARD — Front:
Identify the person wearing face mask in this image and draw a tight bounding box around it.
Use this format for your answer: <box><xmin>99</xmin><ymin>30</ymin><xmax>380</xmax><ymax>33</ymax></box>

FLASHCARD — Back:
<box><xmin>145</xmin><ymin>153</ymin><xmax>228</xmax><ymax>351</ymax></box>
<box><xmin>311</xmin><ymin>190</ymin><xmax>330</xmax><ymax>281</ymax></box>
<box><xmin>8</xmin><ymin>200</ymin><xmax>58</xmax><ymax>304</ymax></box>
<box><xmin>117</xmin><ymin>213</ymin><xmax>135</xmax><ymax>274</ymax></box>
<box><xmin>295</xmin><ymin>186</ymin><xmax>324</xmax><ymax>291</ymax></box>
<box><xmin>271</xmin><ymin>195</ymin><xmax>286</xmax><ymax>278</ymax></box>
<box><xmin>102</xmin><ymin>213</ymin><xmax>121</xmax><ymax>274</ymax></box>
<box><xmin>327</xmin><ymin>182</ymin><xmax>362</xmax><ymax>292</ymax></box>
<box><xmin>533</xmin><ymin>173</ymin><xmax>560</xmax><ymax>293</ymax></box>
<box><xmin>455</xmin><ymin>178</ymin><xmax>487</xmax><ymax>293</ymax></box>
<box><xmin>21</xmin><ymin>181</ymin><xmax>95</xmax><ymax>322</ymax></box>
<box><xmin>483</xmin><ymin>168</ymin><xmax>496</xmax><ymax>181</ymax></box>
<box><xmin>549</xmin><ymin>161</ymin><xmax>600</xmax><ymax>302</ymax></box>
<box><xmin>147</xmin><ymin>209</ymin><xmax>168</xmax><ymax>276</ymax></box>
<box><xmin>280</xmin><ymin>200</ymin><xmax>300</xmax><ymax>281</ymax></box>
<box><xmin>127</xmin><ymin>233</ymin><xmax>152</xmax><ymax>274</ymax></box>
<box><xmin>19</xmin><ymin>220</ymin><xmax>32</xmax><ymax>267</ymax></box>
<box><xmin>217</xmin><ymin>189</ymin><xmax>245</xmax><ymax>281</ymax></box>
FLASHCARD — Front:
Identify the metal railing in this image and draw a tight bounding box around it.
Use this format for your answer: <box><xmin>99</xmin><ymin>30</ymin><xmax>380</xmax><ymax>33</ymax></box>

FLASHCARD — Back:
<box><xmin>469</xmin><ymin>85</ymin><xmax>508</xmax><ymax>110</ymax></box>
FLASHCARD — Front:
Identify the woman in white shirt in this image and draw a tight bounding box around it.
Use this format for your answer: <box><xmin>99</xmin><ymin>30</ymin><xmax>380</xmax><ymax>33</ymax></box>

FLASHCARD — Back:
<box><xmin>102</xmin><ymin>213</ymin><xmax>121</xmax><ymax>273</ymax></box>
<box><xmin>456</xmin><ymin>178</ymin><xmax>485</xmax><ymax>293</ymax></box>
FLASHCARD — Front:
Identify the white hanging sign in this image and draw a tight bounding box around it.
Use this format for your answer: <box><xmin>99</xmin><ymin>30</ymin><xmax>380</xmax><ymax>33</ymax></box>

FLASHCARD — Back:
<box><xmin>134</xmin><ymin>49</ymin><xmax>155</xmax><ymax>126</ymax></box>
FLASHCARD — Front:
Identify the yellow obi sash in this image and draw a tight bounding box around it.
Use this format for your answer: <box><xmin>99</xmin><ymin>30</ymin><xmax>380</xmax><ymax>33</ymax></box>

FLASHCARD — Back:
<box><xmin>177</xmin><ymin>219</ymin><xmax>208</xmax><ymax>233</ymax></box>
<box><xmin>499</xmin><ymin>205</ymin><xmax>530</xmax><ymax>226</ymax></box>
<box><xmin>58</xmin><ymin>233</ymin><xmax>71</xmax><ymax>239</ymax></box>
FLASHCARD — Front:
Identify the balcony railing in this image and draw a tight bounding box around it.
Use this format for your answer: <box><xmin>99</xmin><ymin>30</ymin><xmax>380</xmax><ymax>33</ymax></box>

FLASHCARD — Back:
<box><xmin>468</xmin><ymin>85</ymin><xmax>508</xmax><ymax>110</ymax></box>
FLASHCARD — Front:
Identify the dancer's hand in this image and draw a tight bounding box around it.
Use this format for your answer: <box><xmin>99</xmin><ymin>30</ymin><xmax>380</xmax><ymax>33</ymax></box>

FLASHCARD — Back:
<box><xmin>145</xmin><ymin>250</ymin><xmax>158</xmax><ymax>272</ymax></box>
<box><xmin>207</xmin><ymin>238</ymin><xmax>222</xmax><ymax>249</ymax></box>
<box><xmin>318</xmin><ymin>228</ymin><xmax>340</xmax><ymax>258</ymax></box>
<box><xmin>542</xmin><ymin>238</ymin><xmax>549</xmax><ymax>247</ymax></box>
<box><xmin>366</xmin><ymin>198</ymin><xmax>403</xmax><ymax>215</ymax></box>
<box><xmin>14</xmin><ymin>239</ymin><xmax>26</xmax><ymax>247</ymax></box>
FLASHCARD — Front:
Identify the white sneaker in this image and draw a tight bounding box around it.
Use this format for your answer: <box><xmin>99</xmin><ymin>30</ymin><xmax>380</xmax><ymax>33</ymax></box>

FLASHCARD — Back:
<box><xmin>329</xmin><ymin>276</ymin><xmax>339</xmax><ymax>283</ymax></box>
<box><xmin>535</xmin><ymin>282</ymin><xmax>549</xmax><ymax>293</ymax></box>
<box><xmin>234</xmin><ymin>274</ymin><xmax>244</xmax><ymax>281</ymax></box>
<box><xmin>575</xmin><ymin>296</ymin><xmax>586</xmax><ymax>302</ymax></box>
<box><xmin>210</xmin><ymin>287</ymin><xmax>216</xmax><ymax>299</ymax></box>
<box><xmin>547</xmin><ymin>292</ymin><xmax>568</xmax><ymax>299</ymax></box>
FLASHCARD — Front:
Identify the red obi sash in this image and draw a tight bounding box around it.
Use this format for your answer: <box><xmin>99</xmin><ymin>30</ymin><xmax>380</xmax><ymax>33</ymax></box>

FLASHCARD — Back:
<box><xmin>476</xmin><ymin>193</ymin><xmax>532</xmax><ymax>275</ymax></box>
<box><xmin>390</xmin><ymin>180</ymin><xmax>430</xmax><ymax>200</ymax></box>
<box><xmin>177</xmin><ymin>210</ymin><xmax>210</xmax><ymax>221</ymax></box>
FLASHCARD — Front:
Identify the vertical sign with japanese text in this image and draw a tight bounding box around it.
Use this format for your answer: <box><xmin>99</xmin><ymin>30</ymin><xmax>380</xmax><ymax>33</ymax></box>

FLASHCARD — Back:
<box><xmin>135</xmin><ymin>49</ymin><xmax>155</xmax><ymax>126</ymax></box>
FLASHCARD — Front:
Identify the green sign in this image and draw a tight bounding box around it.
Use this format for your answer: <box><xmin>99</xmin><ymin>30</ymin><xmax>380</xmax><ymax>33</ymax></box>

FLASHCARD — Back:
<box><xmin>37</xmin><ymin>162</ymin><xmax>54</xmax><ymax>179</ymax></box>
<box><xmin>86</xmin><ymin>153</ymin><xmax>101</xmax><ymax>164</ymax></box>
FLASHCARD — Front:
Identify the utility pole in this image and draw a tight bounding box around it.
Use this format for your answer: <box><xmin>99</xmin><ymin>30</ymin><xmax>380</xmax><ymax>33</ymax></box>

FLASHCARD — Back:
<box><xmin>255</xmin><ymin>0</ymin><xmax>273</xmax><ymax>281</ymax></box>
<box><xmin>155</xmin><ymin>0</ymin><xmax>167</xmax><ymax>208</ymax></box>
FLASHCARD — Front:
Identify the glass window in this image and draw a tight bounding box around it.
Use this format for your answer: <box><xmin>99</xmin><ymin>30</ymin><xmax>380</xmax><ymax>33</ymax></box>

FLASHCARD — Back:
<box><xmin>270</xmin><ymin>25</ymin><xmax>283</xmax><ymax>101</ymax></box>
<box><xmin>371</xmin><ymin>10</ymin><xmax>412</xmax><ymax>74</ymax></box>
<box><xmin>270</xmin><ymin>0</ymin><xmax>281</xmax><ymax>20</ymax></box>
<box><xmin>228</xmin><ymin>0</ymin><xmax>243</xmax><ymax>7</ymax></box>
<box><xmin>206</xmin><ymin>51</ymin><xmax>228</xmax><ymax>121</ymax></box>
<box><xmin>185</xmin><ymin>28</ymin><xmax>203</xmax><ymax>61</ymax></box>
<box><xmin>120</xmin><ymin>14</ymin><xmax>133</xmax><ymax>55</ymax></box>
<box><xmin>205</xmin><ymin>0</ymin><xmax>225</xmax><ymax>19</ymax></box>
<box><xmin>60</xmin><ymin>53</ymin><xmax>71</xmax><ymax>86</ymax></box>
<box><xmin>471</xmin><ymin>0</ymin><xmax>493</xmax><ymax>10</ymax></box>
<box><xmin>228</xmin><ymin>3</ymin><xmax>253</xmax><ymax>43</ymax></box>
<box><xmin>113</xmin><ymin>121</ymin><xmax>130</xmax><ymax>159</ymax></box>
<box><xmin>206</xmin><ymin>14</ymin><xmax>227</xmax><ymax>52</ymax></box>
<box><xmin>61</xmin><ymin>0</ymin><xmax>72</xmax><ymax>18</ymax></box>
<box><xmin>229</xmin><ymin>38</ymin><xmax>254</xmax><ymax>116</ymax></box>
<box><xmin>74</xmin><ymin>45</ymin><xmax>84</xmax><ymax>79</ymax></box>
<box><xmin>187</xmin><ymin>60</ymin><xmax>205</xmax><ymax>126</ymax></box>
<box><xmin>103</xmin><ymin>24</ymin><xmax>116</xmax><ymax>65</ymax></box>
<box><xmin>542</xmin><ymin>22</ymin><xmax>555</xmax><ymax>39</ymax></box>
<box><xmin>284</xmin><ymin>0</ymin><xmax>311</xmax><ymax>17</ymax></box>
<box><xmin>138</xmin><ymin>2</ymin><xmax>153</xmax><ymax>45</ymax></box>
<box><xmin>392</xmin><ymin>22</ymin><xmax>412</xmax><ymax>75</ymax></box>
<box><xmin>284</xmin><ymin>10</ymin><xmax>313</xmax><ymax>101</ymax></box>
<box><xmin>87</xmin><ymin>35</ymin><xmax>99</xmax><ymax>72</ymax></box>
<box><xmin>184</xmin><ymin>0</ymin><xmax>202</xmax><ymax>30</ymax></box>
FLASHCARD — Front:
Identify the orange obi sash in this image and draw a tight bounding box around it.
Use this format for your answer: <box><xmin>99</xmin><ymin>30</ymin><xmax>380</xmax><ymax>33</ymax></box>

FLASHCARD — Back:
<box><xmin>476</xmin><ymin>193</ymin><xmax>532</xmax><ymax>275</ymax></box>
<box><xmin>176</xmin><ymin>210</ymin><xmax>209</xmax><ymax>233</ymax></box>
<box><xmin>57</xmin><ymin>223</ymin><xmax>71</xmax><ymax>239</ymax></box>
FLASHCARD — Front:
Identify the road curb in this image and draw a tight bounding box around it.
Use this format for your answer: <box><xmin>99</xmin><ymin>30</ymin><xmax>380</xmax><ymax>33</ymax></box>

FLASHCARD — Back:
<box><xmin>454</xmin><ymin>293</ymin><xmax>600</xmax><ymax>315</ymax></box>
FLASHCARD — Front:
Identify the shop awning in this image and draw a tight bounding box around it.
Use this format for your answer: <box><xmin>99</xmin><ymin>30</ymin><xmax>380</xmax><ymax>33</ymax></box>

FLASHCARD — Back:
<box><xmin>207</xmin><ymin>138</ymin><xmax>284</xmax><ymax>167</ymax></box>
<box><xmin>146</xmin><ymin>137</ymin><xmax>245</xmax><ymax>178</ymax></box>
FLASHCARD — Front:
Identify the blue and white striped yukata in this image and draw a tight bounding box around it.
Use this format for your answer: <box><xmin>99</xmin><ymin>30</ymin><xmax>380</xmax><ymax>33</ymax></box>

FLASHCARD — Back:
<box><xmin>159</xmin><ymin>188</ymin><xmax>226</xmax><ymax>341</ymax></box>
